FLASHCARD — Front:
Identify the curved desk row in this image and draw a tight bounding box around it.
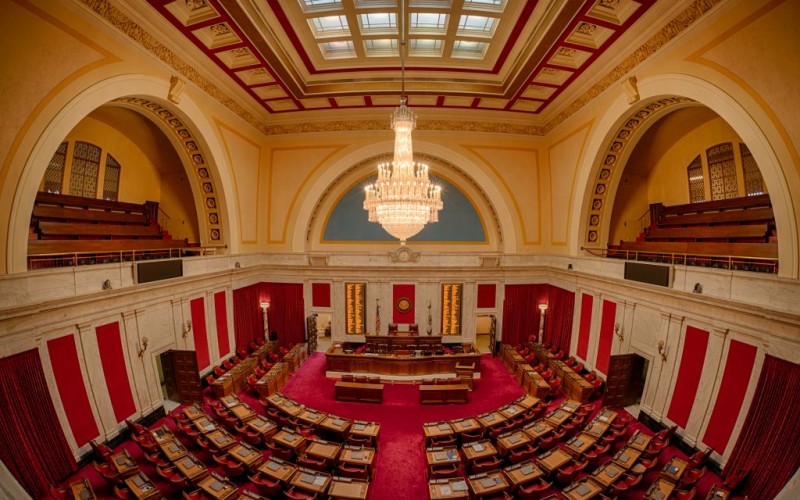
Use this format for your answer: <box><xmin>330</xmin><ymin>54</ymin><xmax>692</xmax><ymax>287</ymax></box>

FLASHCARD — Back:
<box><xmin>325</xmin><ymin>345</ymin><xmax>481</xmax><ymax>378</ymax></box>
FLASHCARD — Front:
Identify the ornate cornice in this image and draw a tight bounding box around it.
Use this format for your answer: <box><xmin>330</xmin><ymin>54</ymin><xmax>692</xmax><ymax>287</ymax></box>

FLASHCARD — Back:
<box><xmin>84</xmin><ymin>0</ymin><xmax>720</xmax><ymax>137</ymax></box>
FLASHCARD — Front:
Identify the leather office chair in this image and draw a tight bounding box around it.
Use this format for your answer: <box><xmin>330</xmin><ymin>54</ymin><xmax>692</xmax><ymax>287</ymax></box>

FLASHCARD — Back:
<box><xmin>284</xmin><ymin>486</ymin><xmax>318</xmax><ymax>500</ymax></box>
<box><xmin>688</xmin><ymin>447</ymin><xmax>712</xmax><ymax>469</ymax></box>
<box><xmin>388</xmin><ymin>323</ymin><xmax>398</xmax><ymax>335</ymax></box>
<box><xmin>508</xmin><ymin>444</ymin><xmax>537</xmax><ymax>464</ymax></box>
<box><xmin>338</xmin><ymin>462</ymin><xmax>369</xmax><ymax>480</ymax></box>
<box><xmin>223</xmin><ymin>359</ymin><xmax>234</xmax><ymax>370</ymax></box>
<box><xmin>182</xmin><ymin>491</ymin><xmax>205</xmax><ymax>500</ymax></box>
<box><xmin>583</xmin><ymin>371</ymin><xmax>597</xmax><ymax>382</ymax></box>
<box><xmin>653</xmin><ymin>425</ymin><xmax>677</xmax><ymax>444</ymax></box>
<box><xmin>608</xmin><ymin>480</ymin><xmax>629</xmax><ymax>497</ymax></box>
<box><xmin>249</xmin><ymin>474</ymin><xmax>283</xmax><ymax>497</ymax></box>
<box><xmin>723</xmin><ymin>468</ymin><xmax>749</xmax><ymax>492</ymax></box>
<box><xmin>517</xmin><ymin>479</ymin><xmax>553</xmax><ymax>500</ymax></box>
<box><xmin>678</xmin><ymin>466</ymin><xmax>706</xmax><ymax>489</ymax></box>
<box><xmin>113</xmin><ymin>485</ymin><xmax>132</xmax><ymax>499</ymax></box>
<box><xmin>90</xmin><ymin>440</ymin><xmax>113</xmax><ymax>461</ymax></box>
<box><xmin>49</xmin><ymin>484</ymin><xmax>70</xmax><ymax>499</ymax></box>
<box><xmin>205</xmin><ymin>374</ymin><xmax>216</xmax><ymax>386</ymax></box>
<box><xmin>223</xmin><ymin>461</ymin><xmax>246</xmax><ymax>478</ymax></box>
<box><xmin>564</xmin><ymin>356</ymin><xmax>576</xmax><ymax>367</ymax></box>
<box><xmin>266</xmin><ymin>441</ymin><xmax>294</xmax><ymax>461</ymax></box>
<box><xmin>674</xmin><ymin>486</ymin><xmax>697</xmax><ymax>500</ymax></box>
<box><xmin>214</xmin><ymin>366</ymin><xmax>225</xmax><ymax>377</ymax></box>
<box><xmin>470</xmin><ymin>455</ymin><xmax>502</xmax><ymax>474</ymax></box>
<box><xmin>554</xmin><ymin>462</ymin><xmax>578</xmax><ymax>485</ymax></box>
<box><xmin>429</xmin><ymin>463</ymin><xmax>460</xmax><ymax>479</ymax></box>
<box><xmin>409</xmin><ymin>323</ymin><xmax>419</xmax><ymax>334</ymax></box>
<box><xmin>298</xmin><ymin>454</ymin><xmax>328</xmax><ymax>472</ymax></box>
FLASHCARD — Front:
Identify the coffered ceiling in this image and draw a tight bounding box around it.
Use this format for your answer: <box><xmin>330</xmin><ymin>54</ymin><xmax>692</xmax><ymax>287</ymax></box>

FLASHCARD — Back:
<box><xmin>142</xmin><ymin>0</ymin><xmax>674</xmax><ymax>123</ymax></box>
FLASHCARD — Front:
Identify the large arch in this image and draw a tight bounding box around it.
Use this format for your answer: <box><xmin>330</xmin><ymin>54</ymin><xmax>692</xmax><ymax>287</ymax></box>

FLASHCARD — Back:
<box><xmin>291</xmin><ymin>138</ymin><xmax>519</xmax><ymax>254</ymax></box>
<box><xmin>7</xmin><ymin>74</ymin><xmax>238</xmax><ymax>273</ymax></box>
<box><xmin>570</xmin><ymin>73</ymin><xmax>799</xmax><ymax>277</ymax></box>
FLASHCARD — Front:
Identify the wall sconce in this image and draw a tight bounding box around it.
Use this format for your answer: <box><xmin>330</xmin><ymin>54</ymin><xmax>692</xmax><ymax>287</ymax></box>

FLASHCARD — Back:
<box><xmin>182</xmin><ymin>319</ymin><xmax>192</xmax><ymax>339</ymax></box>
<box><xmin>137</xmin><ymin>336</ymin><xmax>149</xmax><ymax>358</ymax></box>
<box><xmin>657</xmin><ymin>340</ymin><xmax>668</xmax><ymax>362</ymax></box>
<box><xmin>614</xmin><ymin>322</ymin><xmax>624</xmax><ymax>342</ymax></box>
<box><xmin>693</xmin><ymin>282</ymin><xmax>703</xmax><ymax>294</ymax></box>
<box><xmin>260</xmin><ymin>301</ymin><xmax>270</xmax><ymax>339</ymax></box>
<box><xmin>537</xmin><ymin>304</ymin><xmax>548</xmax><ymax>344</ymax></box>
<box><xmin>260</xmin><ymin>301</ymin><xmax>270</xmax><ymax>311</ymax></box>
<box><xmin>102</xmin><ymin>279</ymin><xmax>113</xmax><ymax>290</ymax></box>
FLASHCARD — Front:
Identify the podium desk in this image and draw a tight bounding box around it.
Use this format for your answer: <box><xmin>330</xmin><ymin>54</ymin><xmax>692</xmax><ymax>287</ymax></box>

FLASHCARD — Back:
<box><xmin>420</xmin><ymin>384</ymin><xmax>469</xmax><ymax>404</ymax></box>
<box><xmin>467</xmin><ymin>471</ymin><xmax>509</xmax><ymax>498</ymax></box>
<box><xmin>290</xmin><ymin>468</ymin><xmax>332</xmax><ymax>495</ymax></box>
<box><xmin>461</xmin><ymin>440</ymin><xmax>497</xmax><ymax>463</ymax></box>
<box><xmin>124</xmin><ymin>472</ymin><xmax>160</xmax><ymax>500</ymax></box>
<box><xmin>592</xmin><ymin>461</ymin><xmax>626</xmax><ymax>488</ymax></box>
<box><xmin>265</xmin><ymin>394</ymin><xmax>303</xmax><ymax>416</ymax></box>
<box><xmin>259</xmin><ymin>457</ymin><xmax>297</xmax><ymax>482</ymax></box>
<box><xmin>173</xmin><ymin>454</ymin><xmax>208</xmax><ymax>483</ymax></box>
<box><xmin>206</xmin><ymin>429</ymin><xmax>237</xmax><ymax>451</ymax></box>
<box><xmin>110</xmin><ymin>452</ymin><xmax>139</xmax><ymax>478</ymax></box>
<box><xmin>328</xmin><ymin>477</ymin><xmax>369</xmax><ymax>500</ymax></box>
<box><xmin>220</xmin><ymin>394</ymin><xmax>243</xmax><ymax>409</ymax></box>
<box><xmin>246</xmin><ymin>416</ymin><xmax>277</xmax><ymax>440</ymax></box>
<box><xmin>595</xmin><ymin>408</ymin><xmax>618</xmax><ymax>424</ymax></box>
<box><xmin>564</xmin><ymin>432</ymin><xmax>597</xmax><ymax>457</ymax></box>
<box><xmin>198</xmin><ymin>474</ymin><xmax>237</xmax><ymax>499</ymax></box>
<box><xmin>613</xmin><ymin>446</ymin><xmax>642</xmax><ymax>469</ymax></box>
<box><xmin>536</xmin><ymin>448</ymin><xmax>572</xmax><ymax>474</ymax></box>
<box><xmin>335</xmin><ymin>381</ymin><xmax>384</xmax><ymax>403</ymax></box>
<box><xmin>563</xmin><ymin>478</ymin><xmax>604</xmax><ymax>500</ymax></box>
<box><xmin>193</xmin><ymin>416</ymin><xmax>218</xmax><ymax>434</ymax></box>
<box><xmin>428</xmin><ymin>478</ymin><xmax>470</xmax><ymax>500</ymax></box>
<box><xmin>496</xmin><ymin>430</ymin><xmax>531</xmax><ymax>455</ymax></box>
<box><xmin>503</xmin><ymin>460</ymin><xmax>543</xmax><ymax>487</ymax></box>
<box><xmin>523</xmin><ymin>419</ymin><xmax>555</xmax><ymax>440</ymax></box>
<box><xmin>150</xmin><ymin>425</ymin><xmax>174</xmax><ymax>445</ymax></box>
<box><xmin>159</xmin><ymin>439</ymin><xmax>189</xmax><ymax>462</ymax></box>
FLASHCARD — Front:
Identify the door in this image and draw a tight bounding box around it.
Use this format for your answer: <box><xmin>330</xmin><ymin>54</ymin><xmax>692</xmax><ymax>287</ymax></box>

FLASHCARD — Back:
<box><xmin>159</xmin><ymin>351</ymin><xmax>179</xmax><ymax>402</ymax></box>
<box><xmin>171</xmin><ymin>350</ymin><xmax>203</xmax><ymax>404</ymax></box>
<box><xmin>604</xmin><ymin>354</ymin><xmax>648</xmax><ymax>408</ymax></box>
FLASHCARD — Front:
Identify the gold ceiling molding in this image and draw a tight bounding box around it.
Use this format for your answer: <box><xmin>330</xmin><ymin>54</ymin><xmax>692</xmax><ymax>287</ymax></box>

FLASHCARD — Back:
<box><xmin>86</xmin><ymin>0</ymin><xmax>718</xmax><ymax>137</ymax></box>
<box><xmin>543</xmin><ymin>0</ymin><xmax>723</xmax><ymax>134</ymax></box>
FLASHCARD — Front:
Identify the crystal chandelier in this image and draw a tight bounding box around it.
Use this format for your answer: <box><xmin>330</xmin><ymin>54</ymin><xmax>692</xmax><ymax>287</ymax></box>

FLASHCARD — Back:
<box><xmin>363</xmin><ymin>2</ymin><xmax>442</xmax><ymax>244</ymax></box>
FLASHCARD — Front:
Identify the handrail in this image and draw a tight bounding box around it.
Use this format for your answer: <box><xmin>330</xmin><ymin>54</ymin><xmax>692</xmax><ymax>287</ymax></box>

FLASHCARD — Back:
<box><xmin>582</xmin><ymin>246</ymin><xmax>778</xmax><ymax>274</ymax></box>
<box><xmin>26</xmin><ymin>246</ymin><xmax>222</xmax><ymax>270</ymax></box>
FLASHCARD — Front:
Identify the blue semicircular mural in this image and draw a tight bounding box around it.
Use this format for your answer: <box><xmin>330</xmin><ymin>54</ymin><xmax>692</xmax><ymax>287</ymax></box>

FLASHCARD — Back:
<box><xmin>323</xmin><ymin>175</ymin><xmax>486</xmax><ymax>242</ymax></box>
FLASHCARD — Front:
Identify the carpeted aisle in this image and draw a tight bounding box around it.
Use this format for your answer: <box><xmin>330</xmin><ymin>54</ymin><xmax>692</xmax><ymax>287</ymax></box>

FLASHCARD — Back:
<box><xmin>276</xmin><ymin>352</ymin><xmax>525</xmax><ymax>500</ymax></box>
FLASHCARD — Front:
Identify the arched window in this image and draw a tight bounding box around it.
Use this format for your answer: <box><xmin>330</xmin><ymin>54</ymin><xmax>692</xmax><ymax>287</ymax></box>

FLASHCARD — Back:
<box><xmin>69</xmin><ymin>141</ymin><xmax>101</xmax><ymax>198</ymax></box>
<box><xmin>707</xmin><ymin>142</ymin><xmax>737</xmax><ymax>200</ymax></box>
<box><xmin>740</xmin><ymin>143</ymin><xmax>765</xmax><ymax>196</ymax></box>
<box><xmin>41</xmin><ymin>141</ymin><xmax>122</xmax><ymax>200</ymax></box>
<box><xmin>42</xmin><ymin>142</ymin><xmax>67</xmax><ymax>193</ymax></box>
<box><xmin>687</xmin><ymin>155</ymin><xmax>704</xmax><ymax>203</ymax></box>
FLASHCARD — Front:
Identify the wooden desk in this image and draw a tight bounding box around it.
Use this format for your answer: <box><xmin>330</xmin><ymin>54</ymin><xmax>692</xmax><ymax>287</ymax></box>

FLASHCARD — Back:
<box><xmin>426</xmin><ymin>447</ymin><xmax>461</xmax><ymax>468</ymax></box>
<box><xmin>150</xmin><ymin>425</ymin><xmax>174</xmax><ymax>445</ymax></box>
<box><xmin>173</xmin><ymin>454</ymin><xmax>209</xmax><ymax>482</ymax></box>
<box><xmin>706</xmin><ymin>485</ymin><xmax>731</xmax><ymax>499</ymax></box>
<box><xmin>198</xmin><ymin>473</ymin><xmax>238</xmax><ymax>500</ymax></box>
<box><xmin>661</xmin><ymin>456</ymin><xmax>689</xmax><ymax>482</ymax></box>
<box><xmin>206</xmin><ymin>429</ymin><xmax>237</xmax><ymax>451</ymax></box>
<box><xmin>246</xmin><ymin>416</ymin><xmax>277</xmax><ymax>440</ymax></box>
<box><xmin>110</xmin><ymin>452</ymin><xmax>139</xmax><ymax>478</ymax></box>
<box><xmin>419</xmin><ymin>384</ymin><xmax>469</xmax><ymax>404</ymax></box>
<box><xmin>645</xmin><ymin>477</ymin><xmax>676</xmax><ymax>500</ymax></box>
<box><xmin>228</xmin><ymin>443</ymin><xmax>264</xmax><ymax>470</ymax></box>
<box><xmin>266</xmin><ymin>394</ymin><xmax>303</xmax><ymax>416</ymax></box>
<box><xmin>591</xmin><ymin>461</ymin><xmax>626</xmax><ymax>487</ymax></box>
<box><xmin>159</xmin><ymin>439</ymin><xmax>189</xmax><ymax>462</ymax></box>
<box><xmin>560</xmin><ymin>400</ymin><xmax>582</xmax><ymax>413</ymax></box>
<box><xmin>339</xmin><ymin>446</ymin><xmax>376</xmax><ymax>475</ymax></box>
<box><xmin>477</xmin><ymin>411</ymin><xmax>507</xmax><ymax>430</ymax></box>
<box><xmin>69</xmin><ymin>477</ymin><xmax>95</xmax><ymax>500</ymax></box>
<box><xmin>297</xmin><ymin>408</ymin><xmax>327</xmax><ymax>426</ymax></box>
<box><xmin>583</xmin><ymin>421</ymin><xmax>610</xmax><ymax>439</ymax></box>
<box><xmin>613</xmin><ymin>446</ymin><xmax>642</xmax><ymax>469</ymax></box>
<box><xmin>628</xmin><ymin>430</ymin><xmax>652</xmax><ymax>451</ymax></box>
<box><xmin>562</xmin><ymin>478</ymin><xmax>604</xmax><ymax>500</ymax></box>
<box><xmin>496</xmin><ymin>430</ymin><xmax>531</xmax><ymax>455</ymax></box>
<box><xmin>449</xmin><ymin>417</ymin><xmax>482</xmax><ymax>435</ymax></box>
<box><xmin>424</xmin><ymin>422</ymin><xmax>455</xmax><ymax>441</ymax></box>
<box><xmin>545</xmin><ymin>408</ymin><xmax>572</xmax><ymax>427</ymax></box>
<box><xmin>183</xmin><ymin>404</ymin><xmax>206</xmax><ymax>421</ymax></box>
<box><xmin>564</xmin><ymin>432</ymin><xmax>598</xmax><ymax>457</ymax></box>
<box><xmin>334</xmin><ymin>381</ymin><xmax>384</xmax><ymax>403</ymax></box>
<box><xmin>498</xmin><ymin>404</ymin><xmax>525</xmax><ymax>419</ymax></box>
<box><xmin>428</xmin><ymin>478</ymin><xmax>470</xmax><ymax>499</ymax></box>
<box><xmin>467</xmin><ymin>471</ymin><xmax>509</xmax><ymax>497</ymax></box>
<box><xmin>306</xmin><ymin>439</ymin><xmax>342</xmax><ymax>461</ymax></box>
<box><xmin>536</xmin><ymin>448</ymin><xmax>572</xmax><ymax>474</ymax></box>
<box><xmin>350</xmin><ymin>421</ymin><xmax>380</xmax><ymax>439</ymax></box>
<box><xmin>320</xmin><ymin>415</ymin><xmax>351</xmax><ymax>435</ymax></box>
<box><xmin>328</xmin><ymin>477</ymin><xmax>369</xmax><ymax>499</ymax></box>
<box><xmin>551</xmin><ymin>361</ymin><xmax>593</xmax><ymax>403</ymax></box>
<box><xmin>274</xmin><ymin>429</ymin><xmax>307</xmax><ymax>454</ymax></box>
<box><xmin>259</xmin><ymin>457</ymin><xmax>297</xmax><ymax>482</ymax></box>
<box><xmin>523</xmin><ymin>419</ymin><xmax>554</xmax><ymax>440</ymax></box>
<box><xmin>290</xmin><ymin>468</ymin><xmax>332</xmax><ymax>494</ymax></box>
<box><xmin>461</xmin><ymin>440</ymin><xmax>497</xmax><ymax>463</ymax></box>
<box><xmin>230</xmin><ymin>404</ymin><xmax>257</xmax><ymax>422</ymax></box>
<box><xmin>211</xmin><ymin>358</ymin><xmax>256</xmax><ymax>397</ymax></box>
<box><xmin>220</xmin><ymin>394</ymin><xmax>243</xmax><ymax>409</ymax></box>
<box><xmin>503</xmin><ymin>460</ymin><xmax>543</xmax><ymax>487</ymax></box>
<box><xmin>326</xmin><ymin>345</ymin><xmax>481</xmax><ymax>377</ymax></box>
<box><xmin>124</xmin><ymin>472</ymin><xmax>160</xmax><ymax>500</ymax></box>
<box><xmin>595</xmin><ymin>408</ymin><xmax>618</xmax><ymax>424</ymax></box>
<box><xmin>514</xmin><ymin>395</ymin><xmax>541</xmax><ymax>409</ymax></box>
<box><xmin>193</xmin><ymin>416</ymin><xmax>218</xmax><ymax>434</ymax></box>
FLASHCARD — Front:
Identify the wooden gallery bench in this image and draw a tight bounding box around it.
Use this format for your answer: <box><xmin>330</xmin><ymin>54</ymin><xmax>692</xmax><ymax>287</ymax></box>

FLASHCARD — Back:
<box><xmin>419</xmin><ymin>384</ymin><xmax>470</xmax><ymax>404</ymax></box>
<box><xmin>334</xmin><ymin>381</ymin><xmax>384</xmax><ymax>403</ymax></box>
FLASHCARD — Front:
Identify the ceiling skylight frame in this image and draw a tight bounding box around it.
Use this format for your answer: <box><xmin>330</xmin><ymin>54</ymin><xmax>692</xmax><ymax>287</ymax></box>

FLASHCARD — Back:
<box><xmin>308</xmin><ymin>15</ymin><xmax>351</xmax><ymax>38</ymax></box>
<box><xmin>457</xmin><ymin>14</ymin><xmax>498</xmax><ymax>38</ymax></box>
<box><xmin>319</xmin><ymin>40</ymin><xmax>357</xmax><ymax>59</ymax></box>
<box><xmin>451</xmin><ymin>39</ymin><xmax>489</xmax><ymax>59</ymax></box>
<box><xmin>364</xmin><ymin>38</ymin><xmax>399</xmax><ymax>57</ymax></box>
<box><xmin>298</xmin><ymin>0</ymin><xmax>343</xmax><ymax>14</ymax></box>
<box><xmin>409</xmin><ymin>12</ymin><xmax>449</xmax><ymax>36</ymax></box>
<box><xmin>408</xmin><ymin>38</ymin><xmax>444</xmax><ymax>57</ymax></box>
<box><xmin>358</xmin><ymin>12</ymin><xmax>398</xmax><ymax>35</ymax></box>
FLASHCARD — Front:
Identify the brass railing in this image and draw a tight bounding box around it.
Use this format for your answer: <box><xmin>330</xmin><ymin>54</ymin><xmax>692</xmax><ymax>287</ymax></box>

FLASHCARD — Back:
<box><xmin>27</xmin><ymin>246</ymin><xmax>222</xmax><ymax>270</ymax></box>
<box><xmin>583</xmin><ymin>247</ymin><xmax>778</xmax><ymax>274</ymax></box>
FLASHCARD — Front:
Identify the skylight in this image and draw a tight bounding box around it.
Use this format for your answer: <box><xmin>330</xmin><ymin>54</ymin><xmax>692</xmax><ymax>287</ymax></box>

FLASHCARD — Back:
<box><xmin>451</xmin><ymin>39</ymin><xmax>487</xmax><ymax>58</ymax></box>
<box><xmin>409</xmin><ymin>38</ymin><xmax>443</xmax><ymax>56</ymax></box>
<box><xmin>364</xmin><ymin>38</ymin><xmax>398</xmax><ymax>57</ymax></box>
<box><xmin>457</xmin><ymin>14</ymin><xmax>497</xmax><ymax>36</ymax></box>
<box><xmin>359</xmin><ymin>12</ymin><xmax>397</xmax><ymax>34</ymax></box>
<box><xmin>299</xmin><ymin>0</ymin><xmax>343</xmax><ymax>13</ymax></box>
<box><xmin>410</xmin><ymin>12</ymin><xmax>448</xmax><ymax>34</ymax></box>
<box><xmin>319</xmin><ymin>40</ymin><xmax>356</xmax><ymax>59</ymax></box>
<box><xmin>309</xmin><ymin>15</ymin><xmax>350</xmax><ymax>37</ymax></box>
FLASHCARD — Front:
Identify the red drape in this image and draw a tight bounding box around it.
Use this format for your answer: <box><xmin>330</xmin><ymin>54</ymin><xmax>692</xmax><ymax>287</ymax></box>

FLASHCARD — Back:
<box><xmin>0</xmin><ymin>349</ymin><xmax>76</xmax><ymax>497</ymax></box>
<box><xmin>233</xmin><ymin>282</ymin><xmax>306</xmax><ymax>350</ymax></box>
<box><xmin>542</xmin><ymin>285</ymin><xmax>574</xmax><ymax>354</ymax></box>
<box><xmin>723</xmin><ymin>355</ymin><xmax>800</xmax><ymax>499</ymax></box>
<box><xmin>501</xmin><ymin>284</ymin><xmax>574</xmax><ymax>351</ymax></box>
<box><xmin>233</xmin><ymin>283</ymin><xmax>264</xmax><ymax>351</ymax></box>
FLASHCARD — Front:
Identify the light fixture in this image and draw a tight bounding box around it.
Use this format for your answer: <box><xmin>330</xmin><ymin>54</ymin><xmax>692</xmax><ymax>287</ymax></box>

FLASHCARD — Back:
<box><xmin>537</xmin><ymin>304</ymin><xmax>548</xmax><ymax>344</ymax></box>
<box><xmin>137</xmin><ymin>336</ymin><xmax>149</xmax><ymax>358</ymax></box>
<box><xmin>260</xmin><ymin>301</ymin><xmax>270</xmax><ymax>311</ymax></box>
<box><xmin>614</xmin><ymin>322</ymin><xmax>624</xmax><ymax>342</ymax></box>
<box><xmin>182</xmin><ymin>319</ymin><xmax>192</xmax><ymax>339</ymax></box>
<box><xmin>363</xmin><ymin>0</ymin><xmax>442</xmax><ymax>245</ymax></box>
<box><xmin>260</xmin><ymin>301</ymin><xmax>270</xmax><ymax>339</ymax></box>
